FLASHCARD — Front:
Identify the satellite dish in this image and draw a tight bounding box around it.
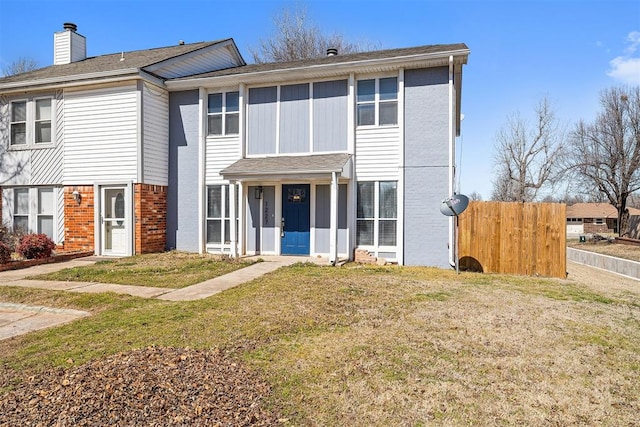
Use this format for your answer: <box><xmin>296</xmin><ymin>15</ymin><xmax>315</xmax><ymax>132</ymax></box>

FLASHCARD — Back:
<box><xmin>439</xmin><ymin>194</ymin><xmax>470</xmax><ymax>217</ymax></box>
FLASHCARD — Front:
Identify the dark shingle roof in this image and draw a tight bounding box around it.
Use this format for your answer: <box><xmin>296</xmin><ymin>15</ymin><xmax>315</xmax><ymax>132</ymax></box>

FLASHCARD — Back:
<box><xmin>177</xmin><ymin>43</ymin><xmax>469</xmax><ymax>81</ymax></box>
<box><xmin>221</xmin><ymin>153</ymin><xmax>352</xmax><ymax>179</ymax></box>
<box><xmin>0</xmin><ymin>39</ymin><xmax>230</xmax><ymax>84</ymax></box>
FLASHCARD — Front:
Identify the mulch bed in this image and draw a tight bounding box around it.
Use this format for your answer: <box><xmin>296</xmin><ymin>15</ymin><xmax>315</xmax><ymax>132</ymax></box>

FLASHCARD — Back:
<box><xmin>0</xmin><ymin>347</ymin><xmax>282</xmax><ymax>426</ymax></box>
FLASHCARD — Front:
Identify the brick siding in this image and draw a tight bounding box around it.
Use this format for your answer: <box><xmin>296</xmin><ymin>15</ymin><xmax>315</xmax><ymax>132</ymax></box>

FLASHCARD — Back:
<box><xmin>583</xmin><ymin>218</ymin><xmax>616</xmax><ymax>234</ymax></box>
<box><xmin>64</xmin><ymin>186</ymin><xmax>95</xmax><ymax>251</ymax></box>
<box><xmin>134</xmin><ymin>184</ymin><xmax>167</xmax><ymax>254</ymax></box>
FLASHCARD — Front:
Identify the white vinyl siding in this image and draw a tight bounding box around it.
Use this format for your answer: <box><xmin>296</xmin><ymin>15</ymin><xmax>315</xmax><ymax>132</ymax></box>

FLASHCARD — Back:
<box><xmin>31</xmin><ymin>91</ymin><xmax>64</xmax><ymax>185</ymax></box>
<box><xmin>145</xmin><ymin>48</ymin><xmax>241</xmax><ymax>79</ymax></box>
<box><xmin>143</xmin><ymin>83</ymin><xmax>169</xmax><ymax>185</ymax></box>
<box><xmin>355</xmin><ymin>127</ymin><xmax>400</xmax><ymax>180</ymax></box>
<box><xmin>205</xmin><ymin>136</ymin><xmax>240</xmax><ymax>183</ymax></box>
<box><xmin>53</xmin><ymin>29</ymin><xmax>86</xmax><ymax>65</ymax></box>
<box><xmin>64</xmin><ymin>83</ymin><xmax>138</xmax><ymax>184</ymax></box>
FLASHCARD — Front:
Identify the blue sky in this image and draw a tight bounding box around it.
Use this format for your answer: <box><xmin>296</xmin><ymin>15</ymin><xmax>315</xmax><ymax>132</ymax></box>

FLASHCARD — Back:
<box><xmin>1</xmin><ymin>0</ymin><xmax>639</xmax><ymax>199</ymax></box>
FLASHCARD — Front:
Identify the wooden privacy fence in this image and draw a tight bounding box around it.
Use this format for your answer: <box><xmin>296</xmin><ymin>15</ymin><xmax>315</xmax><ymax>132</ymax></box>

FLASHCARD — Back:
<box><xmin>457</xmin><ymin>201</ymin><xmax>566</xmax><ymax>278</ymax></box>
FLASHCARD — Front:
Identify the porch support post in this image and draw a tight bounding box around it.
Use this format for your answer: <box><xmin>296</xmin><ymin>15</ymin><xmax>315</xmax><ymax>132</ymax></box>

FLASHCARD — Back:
<box><xmin>329</xmin><ymin>171</ymin><xmax>339</xmax><ymax>265</ymax></box>
<box><xmin>229</xmin><ymin>181</ymin><xmax>237</xmax><ymax>258</ymax></box>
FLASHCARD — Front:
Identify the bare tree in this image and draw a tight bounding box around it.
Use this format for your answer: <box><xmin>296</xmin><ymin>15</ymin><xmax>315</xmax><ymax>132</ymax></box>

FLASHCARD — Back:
<box><xmin>250</xmin><ymin>4</ymin><xmax>362</xmax><ymax>63</ymax></box>
<box><xmin>3</xmin><ymin>57</ymin><xmax>39</xmax><ymax>77</ymax></box>
<box><xmin>468</xmin><ymin>191</ymin><xmax>483</xmax><ymax>201</ymax></box>
<box><xmin>566</xmin><ymin>86</ymin><xmax>640</xmax><ymax>236</ymax></box>
<box><xmin>491</xmin><ymin>98</ymin><xmax>565</xmax><ymax>201</ymax></box>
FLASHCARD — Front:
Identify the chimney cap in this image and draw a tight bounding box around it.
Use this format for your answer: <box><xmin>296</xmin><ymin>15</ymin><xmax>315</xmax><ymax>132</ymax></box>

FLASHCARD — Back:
<box><xmin>326</xmin><ymin>48</ymin><xmax>338</xmax><ymax>56</ymax></box>
<box><xmin>63</xmin><ymin>22</ymin><xmax>77</xmax><ymax>32</ymax></box>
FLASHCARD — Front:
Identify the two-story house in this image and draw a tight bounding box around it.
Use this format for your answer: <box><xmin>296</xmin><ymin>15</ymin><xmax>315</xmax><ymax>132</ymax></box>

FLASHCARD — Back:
<box><xmin>0</xmin><ymin>23</ymin><xmax>469</xmax><ymax>268</ymax></box>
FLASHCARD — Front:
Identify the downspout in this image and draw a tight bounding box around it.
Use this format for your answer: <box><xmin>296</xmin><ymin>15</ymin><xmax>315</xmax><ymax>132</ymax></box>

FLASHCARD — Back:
<box><xmin>448</xmin><ymin>55</ymin><xmax>456</xmax><ymax>268</ymax></box>
<box><xmin>198</xmin><ymin>87</ymin><xmax>206</xmax><ymax>254</ymax></box>
<box><xmin>329</xmin><ymin>171</ymin><xmax>339</xmax><ymax>265</ymax></box>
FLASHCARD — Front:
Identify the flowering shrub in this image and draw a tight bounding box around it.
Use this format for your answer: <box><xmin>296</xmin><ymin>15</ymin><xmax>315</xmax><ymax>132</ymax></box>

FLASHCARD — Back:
<box><xmin>0</xmin><ymin>242</ymin><xmax>11</xmax><ymax>264</ymax></box>
<box><xmin>17</xmin><ymin>234</ymin><xmax>56</xmax><ymax>260</ymax></box>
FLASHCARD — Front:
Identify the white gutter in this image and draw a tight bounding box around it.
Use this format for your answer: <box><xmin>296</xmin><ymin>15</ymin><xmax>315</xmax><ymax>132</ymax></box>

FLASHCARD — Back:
<box><xmin>448</xmin><ymin>55</ymin><xmax>456</xmax><ymax>269</ymax></box>
<box><xmin>166</xmin><ymin>48</ymin><xmax>470</xmax><ymax>90</ymax></box>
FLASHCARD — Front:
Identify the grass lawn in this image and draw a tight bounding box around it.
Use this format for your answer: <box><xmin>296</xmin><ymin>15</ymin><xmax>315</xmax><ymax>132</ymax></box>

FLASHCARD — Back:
<box><xmin>28</xmin><ymin>251</ymin><xmax>255</xmax><ymax>288</ymax></box>
<box><xmin>1</xmin><ymin>262</ymin><xmax>639</xmax><ymax>425</ymax></box>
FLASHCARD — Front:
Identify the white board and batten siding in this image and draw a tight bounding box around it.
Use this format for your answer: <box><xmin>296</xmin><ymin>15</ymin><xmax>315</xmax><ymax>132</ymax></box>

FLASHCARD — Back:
<box><xmin>142</xmin><ymin>83</ymin><xmax>169</xmax><ymax>185</ymax></box>
<box><xmin>63</xmin><ymin>83</ymin><xmax>138</xmax><ymax>184</ymax></box>
<box><xmin>355</xmin><ymin>126</ymin><xmax>401</xmax><ymax>180</ymax></box>
<box><xmin>205</xmin><ymin>136</ymin><xmax>240</xmax><ymax>183</ymax></box>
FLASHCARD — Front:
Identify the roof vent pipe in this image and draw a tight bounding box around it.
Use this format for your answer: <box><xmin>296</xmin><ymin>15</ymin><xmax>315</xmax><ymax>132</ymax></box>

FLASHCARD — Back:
<box><xmin>326</xmin><ymin>48</ymin><xmax>338</xmax><ymax>56</ymax></box>
<box><xmin>63</xmin><ymin>22</ymin><xmax>77</xmax><ymax>32</ymax></box>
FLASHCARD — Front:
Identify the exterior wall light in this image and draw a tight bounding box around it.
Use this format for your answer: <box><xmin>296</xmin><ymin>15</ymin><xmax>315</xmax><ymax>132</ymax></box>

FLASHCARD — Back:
<box><xmin>254</xmin><ymin>186</ymin><xmax>263</xmax><ymax>200</ymax></box>
<box><xmin>72</xmin><ymin>190</ymin><xmax>82</xmax><ymax>205</ymax></box>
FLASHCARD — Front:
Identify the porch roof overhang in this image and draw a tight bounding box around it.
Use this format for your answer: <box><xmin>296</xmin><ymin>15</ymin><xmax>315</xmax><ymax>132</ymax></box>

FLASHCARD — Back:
<box><xmin>220</xmin><ymin>153</ymin><xmax>352</xmax><ymax>181</ymax></box>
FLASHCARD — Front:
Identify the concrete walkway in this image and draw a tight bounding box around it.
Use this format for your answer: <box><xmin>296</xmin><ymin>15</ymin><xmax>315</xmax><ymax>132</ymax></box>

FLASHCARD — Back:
<box><xmin>0</xmin><ymin>255</ymin><xmax>317</xmax><ymax>340</ymax></box>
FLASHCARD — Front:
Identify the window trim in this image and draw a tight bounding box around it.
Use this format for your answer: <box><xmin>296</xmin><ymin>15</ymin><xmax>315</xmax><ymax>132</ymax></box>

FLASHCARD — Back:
<box><xmin>356</xmin><ymin>76</ymin><xmax>398</xmax><ymax>128</ymax></box>
<box><xmin>8</xmin><ymin>96</ymin><xmax>55</xmax><ymax>149</ymax></box>
<box><xmin>207</xmin><ymin>91</ymin><xmax>239</xmax><ymax>137</ymax></box>
<box><xmin>34</xmin><ymin>97</ymin><xmax>53</xmax><ymax>144</ymax></box>
<box><xmin>10</xmin><ymin>187</ymin><xmax>57</xmax><ymax>241</ymax></box>
<box><xmin>37</xmin><ymin>188</ymin><xmax>54</xmax><ymax>237</ymax></box>
<box><xmin>206</xmin><ymin>184</ymin><xmax>239</xmax><ymax>248</ymax></box>
<box><xmin>356</xmin><ymin>181</ymin><xmax>398</xmax><ymax>251</ymax></box>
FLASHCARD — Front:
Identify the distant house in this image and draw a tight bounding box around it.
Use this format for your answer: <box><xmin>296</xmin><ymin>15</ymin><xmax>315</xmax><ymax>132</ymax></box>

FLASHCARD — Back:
<box><xmin>0</xmin><ymin>23</ymin><xmax>470</xmax><ymax>267</ymax></box>
<box><xmin>566</xmin><ymin>203</ymin><xmax>640</xmax><ymax>237</ymax></box>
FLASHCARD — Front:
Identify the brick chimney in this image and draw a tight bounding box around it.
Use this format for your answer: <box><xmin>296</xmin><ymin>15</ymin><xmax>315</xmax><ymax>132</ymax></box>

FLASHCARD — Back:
<box><xmin>54</xmin><ymin>22</ymin><xmax>86</xmax><ymax>65</ymax></box>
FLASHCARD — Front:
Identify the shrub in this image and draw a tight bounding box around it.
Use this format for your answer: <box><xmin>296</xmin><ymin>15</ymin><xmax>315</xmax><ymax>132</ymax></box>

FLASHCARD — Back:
<box><xmin>0</xmin><ymin>224</ymin><xmax>26</xmax><ymax>253</ymax></box>
<box><xmin>0</xmin><ymin>242</ymin><xmax>11</xmax><ymax>264</ymax></box>
<box><xmin>17</xmin><ymin>233</ymin><xmax>56</xmax><ymax>260</ymax></box>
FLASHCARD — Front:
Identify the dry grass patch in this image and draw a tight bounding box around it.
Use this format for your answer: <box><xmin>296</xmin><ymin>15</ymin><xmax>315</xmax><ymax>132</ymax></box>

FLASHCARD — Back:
<box><xmin>28</xmin><ymin>251</ymin><xmax>254</xmax><ymax>288</ymax></box>
<box><xmin>1</xmin><ymin>263</ymin><xmax>638</xmax><ymax>425</ymax></box>
<box><xmin>568</xmin><ymin>240</ymin><xmax>640</xmax><ymax>263</ymax></box>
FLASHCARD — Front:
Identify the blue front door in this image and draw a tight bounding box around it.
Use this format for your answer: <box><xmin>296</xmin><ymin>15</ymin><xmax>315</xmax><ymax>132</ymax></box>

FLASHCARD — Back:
<box><xmin>281</xmin><ymin>184</ymin><xmax>310</xmax><ymax>255</ymax></box>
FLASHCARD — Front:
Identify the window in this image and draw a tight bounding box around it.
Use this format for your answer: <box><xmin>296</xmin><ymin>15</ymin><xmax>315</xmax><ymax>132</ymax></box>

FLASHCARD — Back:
<box><xmin>35</xmin><ymin>99</ymin><xmax>52</xmax><ymax>143</ymax></box>
<box><xmin>595</xmin><ymin>218</ymin><xmax>604</xmax><ymax>225</ymax></box>
<box><xmin>10</xmin><ymin>98</ymin><xmax>53</xmax><ymax>146</ymax></box>
<box><xmin>206</xmin><ymin>184</ymin><xmax>238</xmax><ymax>246</ymax></box>
<box><xmin>38</xmin><ymin>188</ymin><xmax>54</xmax><ymax>238</ymax></box>
<box><xmin>11</xmin><ymin>188</ymin><xmax>56</xmax><ymax>240</ymax></box>
<box><xmin>208</xmin><ymin>92</ymin><xmax>239</xmax><ymax>136</ymax></box>
<box><xmin>357</xmin><ymin>181</ymin><xmax>397</xmax><ymax>247</ymax></box>
<box><xmin>356</xmin><ymin>77</ymin><xmax>398</xmax><ymax>126</ymax></box>
<box><xmin>13</xmin><ymin>189</ymin><xmax>29</xmax><ymax>232</ymax></box>
<box><xmin>10</xmin><ymin>101</ymin><xmax>27</xmax><ymax>146</ymax></box>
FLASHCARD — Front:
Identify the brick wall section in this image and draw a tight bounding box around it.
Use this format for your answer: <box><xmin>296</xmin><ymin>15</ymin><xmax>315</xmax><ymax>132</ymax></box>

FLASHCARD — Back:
<box><xmin>64</xmin><ymin>186</ymin><xmax>95</xmax><ymax>251</ymax></box>
<box><xmin>354</xmin><ymin>248</ymin><xmax>377</xmax><ymax>264</ymax></box>
<box><xmin>583</xmin><ymin>218</ymin><xmax>616</xmax><ymax>234</ymax></box>
<box><xmin>134</xmin><ymin>184</ymin><xmax>167</xmax><ymax>254</ymax></box>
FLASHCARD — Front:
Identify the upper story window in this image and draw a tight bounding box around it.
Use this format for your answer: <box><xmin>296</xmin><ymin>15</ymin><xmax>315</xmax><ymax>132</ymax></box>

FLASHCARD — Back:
<box><xmin>356</xmin><ymin>77</ymin><xmax>398</xmax><ymax>127</ymax></box>
<box><xmin>10</xmin><ymin>98</ymin><xmax>53</xmax><ymax>147</ymax></box>
<box><xmin>208</xmin><ymin>91</ymin><xmax>239</xmax><ymax>136</ymax></box>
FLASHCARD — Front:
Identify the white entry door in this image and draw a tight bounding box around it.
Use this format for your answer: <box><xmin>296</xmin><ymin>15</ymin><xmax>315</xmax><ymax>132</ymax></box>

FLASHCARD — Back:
<box><xmin>102</xmin><ymin>187</ymin><xmax>128</xmax><ymax>255</ymax></box>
